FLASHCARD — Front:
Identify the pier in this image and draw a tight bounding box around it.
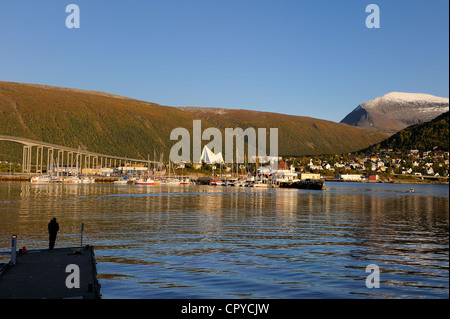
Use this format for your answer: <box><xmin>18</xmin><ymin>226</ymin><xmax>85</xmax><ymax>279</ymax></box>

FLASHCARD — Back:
<box><xmin>0</xmin><ymin>245</ymin><xmax>101</xmax><ymax>299</ymax></box>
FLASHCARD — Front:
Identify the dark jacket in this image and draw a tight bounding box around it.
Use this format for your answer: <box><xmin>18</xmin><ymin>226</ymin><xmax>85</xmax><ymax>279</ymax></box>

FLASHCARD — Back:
<box><xmin>48</xmin><ymin>220</ymin><xmax>59</xmax><ymax>235</ymax></box>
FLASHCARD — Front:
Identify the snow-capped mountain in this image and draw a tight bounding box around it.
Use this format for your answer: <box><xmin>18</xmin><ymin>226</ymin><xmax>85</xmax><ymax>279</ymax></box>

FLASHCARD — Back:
<box><xmin>340</xmin><ymin>92</ymin><xmax>449</xmax><ymax>134</ymax></box>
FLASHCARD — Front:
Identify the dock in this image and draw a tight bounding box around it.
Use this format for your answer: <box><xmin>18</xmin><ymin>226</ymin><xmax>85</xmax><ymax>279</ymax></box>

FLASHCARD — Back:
<box><xmin>0</xmin><ymin>245</ymin><xmax>101</xmax><ymax>299</ymax></box>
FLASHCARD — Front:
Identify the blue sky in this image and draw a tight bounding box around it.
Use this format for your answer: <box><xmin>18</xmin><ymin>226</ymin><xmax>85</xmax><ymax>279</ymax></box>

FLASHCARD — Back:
<box><xmin>0</xmin><ymin>0</ymin><xmax>448</xmax><ymax>122</ymax></box>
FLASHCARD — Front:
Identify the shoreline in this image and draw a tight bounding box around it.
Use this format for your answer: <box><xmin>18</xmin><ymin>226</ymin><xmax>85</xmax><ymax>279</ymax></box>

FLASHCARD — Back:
<box><xmin>0</xmin><ymin>174</ymin><xmax>448</xmax><ymax>186</ymax></box>
<box><xmin>324</xmin><ymin>178</ymin><xmax>448</xmax><ymax>186</ymax></box>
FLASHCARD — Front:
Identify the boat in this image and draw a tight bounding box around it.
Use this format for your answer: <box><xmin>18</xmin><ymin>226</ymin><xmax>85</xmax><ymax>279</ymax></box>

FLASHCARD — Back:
<box><xmin>232</xmin><ymin>179</ymin><xmax>246</xmax><ymax>187</ymax></box>
<box><xmin>30</xmin><ymin>175</ymin><xmax>51</xmax><ymax>184</ymax></box>
<box><xmin>162</xmin><ymin>178</ymin><xmax>180</xmax><ymax>185</ymax></box>
<box><xmin>114</xmin><ymin>177</ymin><xmax>128</xmax><ymax>185</ymax></box>
<box><xmin>279</xmin><ymin>179</ymin><xmax>325</xmax><ymax>190</ymax></box>
<box><xmin>244</xmin><ymin>176</ymin><xmax>255</xmax><ymax>186</ymax></box>
<box><xmin>135</xmin><ymin>178</ymin><xmax>155</xmax><ymax>185</ymax></box>
<box><xmin>50</xmin><ymin>175</ymin><xmax>62</xmax><ymax>183</ymax></box>
<box><xmin>180</xmin><ymin>178</ymin><xmax>190</xmax><ymax>185</ymax></box>
<box><xmin>215</xmin><ymin>180</ymin><xmax>227</xmax><ymax>186</ymax></box>
<box><xmin>80</xmin><ymin>176</ymin><xmax>95</xmax><ymax>184</ymax></box>
<box><xmin>251</xmin><ymin>181</ymin><xmax>268</xmax><ymax>188</ymax></box>
<box><xmin>63</xmin><ymin>176</ymin><xmax>81</xmax><ymax>184</ymax></box>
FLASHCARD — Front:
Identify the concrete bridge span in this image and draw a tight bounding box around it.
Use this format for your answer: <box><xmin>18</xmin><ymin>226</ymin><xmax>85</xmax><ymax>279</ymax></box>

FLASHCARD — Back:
<box><xmin>0</xmin><ymin>135</ymin><xmax>157</xmax><ymax>174</ymax></box>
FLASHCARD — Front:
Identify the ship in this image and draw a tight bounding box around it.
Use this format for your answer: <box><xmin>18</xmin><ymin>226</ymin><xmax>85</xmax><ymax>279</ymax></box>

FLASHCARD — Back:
<box><xmin>278</xmin><ymin>179</ymin><xmax>325</xmax><ymax>190</ymax></box>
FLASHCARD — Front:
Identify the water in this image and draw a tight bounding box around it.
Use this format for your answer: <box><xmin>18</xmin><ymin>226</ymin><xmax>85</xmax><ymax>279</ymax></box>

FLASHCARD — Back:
<box><xmin>0</xmin><ymin>182</ymin><xmax>448</xmax><ymax>299</ymax></box>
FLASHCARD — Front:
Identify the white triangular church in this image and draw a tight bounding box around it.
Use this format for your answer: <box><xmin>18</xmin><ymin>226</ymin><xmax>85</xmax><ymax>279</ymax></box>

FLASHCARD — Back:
<box><xmin>200</xmin><ymin>146</ymin><xmax>224</xmax><ymax>164</ymax></box>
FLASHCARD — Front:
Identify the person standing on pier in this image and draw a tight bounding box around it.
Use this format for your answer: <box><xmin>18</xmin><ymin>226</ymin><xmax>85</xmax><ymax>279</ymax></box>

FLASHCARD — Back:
<box><xmin>48</xmin><ymin>217</ymin><xmax>59</xmax><ymax>250</ymax></box>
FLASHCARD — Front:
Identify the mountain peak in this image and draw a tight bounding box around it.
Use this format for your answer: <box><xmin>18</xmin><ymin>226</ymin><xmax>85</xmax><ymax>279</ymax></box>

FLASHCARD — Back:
<box><xmin>341</xmin><ymin>92</ymin><xmax>449</xmax><ymax>135</ymax></box>
<box><xmin>364</xmin><ymin>92</ymin><xmax>449</xmax><ymax>108</ymax></box>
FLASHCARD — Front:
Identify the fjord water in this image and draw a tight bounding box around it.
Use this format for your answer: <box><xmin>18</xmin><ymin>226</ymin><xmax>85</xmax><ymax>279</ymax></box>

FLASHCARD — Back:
<box><xmin>0</xmin><ymin>182</ymin><xmax>448</xmax><ymax>299</ymax></box>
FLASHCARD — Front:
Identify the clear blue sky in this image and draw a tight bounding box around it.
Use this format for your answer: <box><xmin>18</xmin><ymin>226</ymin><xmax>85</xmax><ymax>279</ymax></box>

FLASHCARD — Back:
<box><xmin>0</xmin><ymin>0</ymin><xmax>448</xmax><ymax>122</ymax></box>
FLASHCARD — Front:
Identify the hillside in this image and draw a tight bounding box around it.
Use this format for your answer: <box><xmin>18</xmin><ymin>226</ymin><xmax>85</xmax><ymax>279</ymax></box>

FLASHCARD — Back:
<box><xmin>178</xmin><ymin>107</ymin><xmax>387</xmax><ymax>156</ymax></box>
<box><xmin>0</xmin><ymin>81</ymin><xmax>202</xmax><ymax>162</ymax></box>
<box><xmin>0</xmin><ymin>81</ymin><xmax>388</xmax><ymax>162</ymax></box>
<box><xmin>341</xmin><ymin>92</ymin><xmax>449</xmax><ymax>135</ymax></box>
<box><xmin>360</xmin><ymin>111</ymin><xmax>449</xmax><ymax>153</ymax></box>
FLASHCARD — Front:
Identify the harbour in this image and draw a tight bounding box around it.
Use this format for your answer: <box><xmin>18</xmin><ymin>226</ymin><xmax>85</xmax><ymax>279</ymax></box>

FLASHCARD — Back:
<box><xmin>0</xmin><ymin>0</ymin><xmax>448</xmax><ymax>306</ymax></box>
<box><xmin>0</xmin><ymin>181</ymin><xmax>448</xmax><ymax>299</ymax></box>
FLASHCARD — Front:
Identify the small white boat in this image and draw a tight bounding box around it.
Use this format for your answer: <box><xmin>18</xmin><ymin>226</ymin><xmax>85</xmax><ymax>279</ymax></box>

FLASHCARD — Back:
<box><xmin>63</xmin><ymin>176</ymin><xmax>81</xmax><ymax>184</ymax></box>
<box><xmin>135</xmin><ymin>178</ymin><xmax>155</xmax><ymax>185</ymax></box>
<box><xmin>251</xmin><ymin>181</ymin><xmax>268</xmax><ymax>188</ymax></box>
<box><xmin>114</xmin><ymin>178</ymin><xmax>128</xmax><ymax>185</ymax></box>
<box><xmin>31</xmin><ymin>175</ymin><xmax>51</xmax><ymax>184</ymax></box>
<box><xmin>80</xmin><ymin>176</ymin><xmax>95</xmax><ymax>184</ymax></box>
<box><xmin>231</xmin><ymin>179</ymin><xmax>246</xmax><ymax>187</ymax></box>
<box><xmin>215</xmin><ymin>180</ymin><xmax>227</xmax><ymax>186</ymax></box>
<box><xmin>163</xmin><ymin>178</ymin><xmax>181</xmax><ymax>185</ymax></box>
<box><xmin>50</xmin><ymin>176</ymin><xmax>62</xmax><ymax>183</ymax></box>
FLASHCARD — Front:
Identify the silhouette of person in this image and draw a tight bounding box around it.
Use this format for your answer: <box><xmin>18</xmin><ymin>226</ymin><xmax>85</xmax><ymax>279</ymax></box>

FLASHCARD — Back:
<box><xmin>48</xmin><ymin>217</ymin><xmax>59</xmax><ymax>250</ymax></box>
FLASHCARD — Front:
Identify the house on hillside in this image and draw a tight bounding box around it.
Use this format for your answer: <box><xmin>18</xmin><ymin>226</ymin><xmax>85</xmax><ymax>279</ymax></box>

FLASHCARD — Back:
<box><xmin>308</xmin><ymin>159</ymin><xmax>323</xmax><ymax>170</ymax></box>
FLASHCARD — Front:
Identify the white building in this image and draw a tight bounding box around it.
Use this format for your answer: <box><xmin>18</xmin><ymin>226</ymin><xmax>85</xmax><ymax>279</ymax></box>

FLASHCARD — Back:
<box><xmin>119</xmin><ymin>166</ymin><xmax>148</xmax><ymax>173</ymax></box>
<box><xmin>338</xmin><ymin>174</ymin><xmax>363</xmax><ymax>181</ymax></box>
<box><xmin>299</xmin><ymin>173</ymin><xmax>321</xmax><ymax>181</ymax></box>
<box><xmin>309</xmin><ymin>159</ymin><xmax>323</xmax><ymax>170</ymax></box>
<box><xmin>273</xmin><ymin>161</ymin><xmax>298</xmax><ymax>182</ymax></box>
<box><xmin>200</xmin><ymin>146</ymin><xmax>224</xmax><ymax>164</ymax></box>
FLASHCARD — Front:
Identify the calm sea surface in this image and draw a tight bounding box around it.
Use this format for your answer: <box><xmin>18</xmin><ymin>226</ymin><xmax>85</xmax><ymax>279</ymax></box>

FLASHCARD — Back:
<box><xmin>0</xmin><ymin>181</ymin><xmax>448</xmax><ymax>299</ymax></box>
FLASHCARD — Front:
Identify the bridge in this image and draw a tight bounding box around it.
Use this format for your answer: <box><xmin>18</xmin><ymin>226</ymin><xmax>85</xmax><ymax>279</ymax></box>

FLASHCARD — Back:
<box><xmin>0</xmin><ymin>135</ymin><xmax>158</xmax><ymax>174</ymax></box>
